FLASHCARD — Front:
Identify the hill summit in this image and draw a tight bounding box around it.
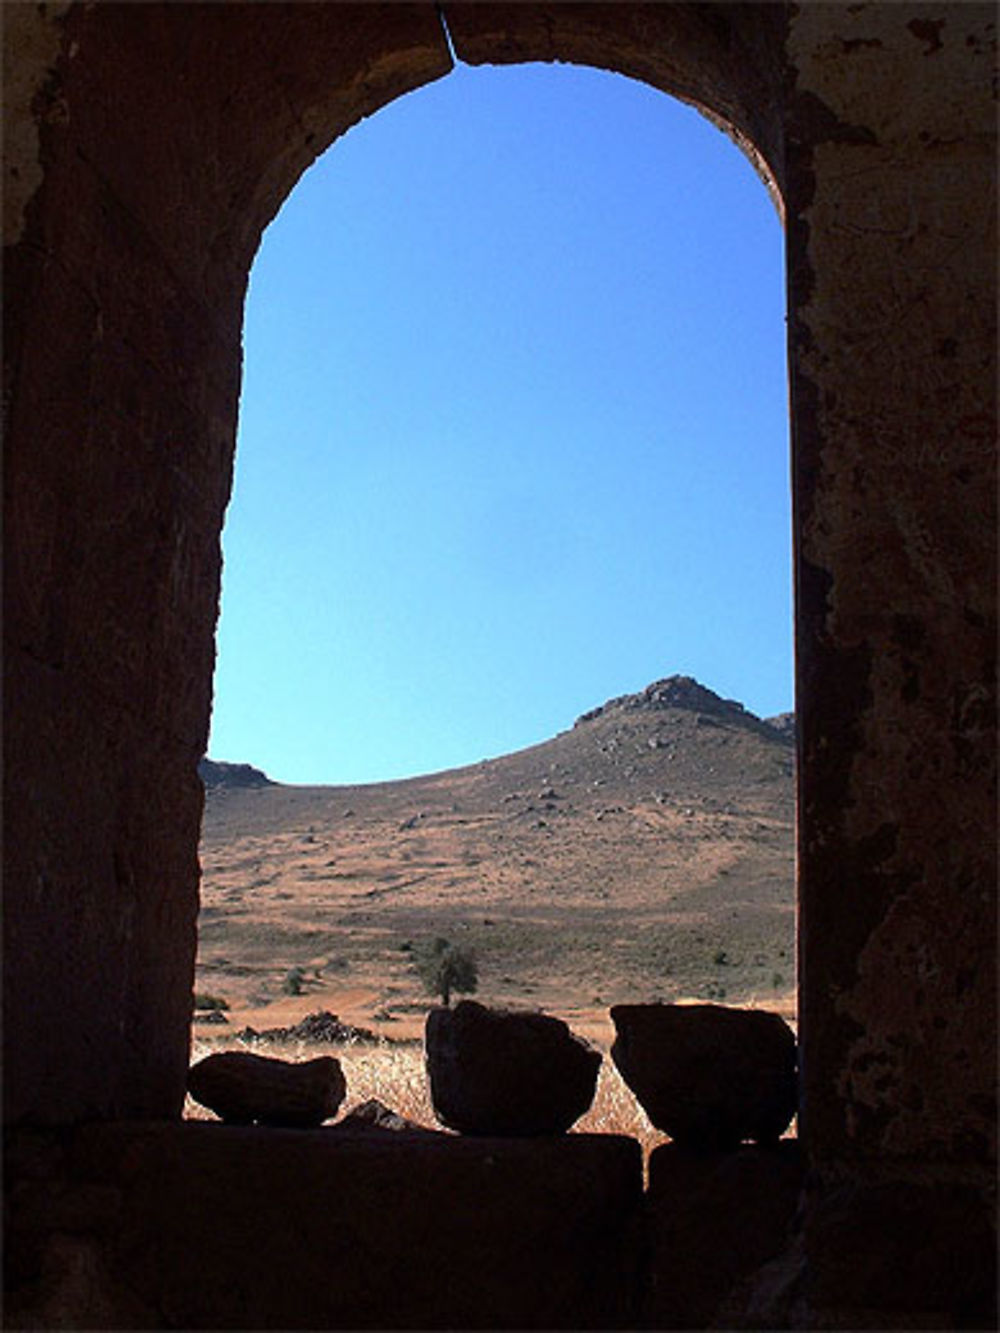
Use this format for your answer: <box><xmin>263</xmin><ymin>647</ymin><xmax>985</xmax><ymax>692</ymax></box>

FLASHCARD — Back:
<box><xmin>199</xmin><ymin>758</ymin><xmax>273</xmax><ymax>790</ymax></box>
<box><xmin>576</xmin><ymin>674</ymin><xmax>781</xmax><ymax>735</ymax></box>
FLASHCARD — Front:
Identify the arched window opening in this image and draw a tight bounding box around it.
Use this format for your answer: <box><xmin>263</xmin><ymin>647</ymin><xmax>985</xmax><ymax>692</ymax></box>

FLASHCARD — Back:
<box><xmin>192</xmin><ymin>63</ymin><xmax>793</xmax><ymax>1131</ymax></box>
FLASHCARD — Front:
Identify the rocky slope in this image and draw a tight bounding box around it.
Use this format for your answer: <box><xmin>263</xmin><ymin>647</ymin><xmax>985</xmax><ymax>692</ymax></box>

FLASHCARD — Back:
<box><xmin>198</xmin><ymin>758</ymin><xmax>273</xmax><ymax>790</ymax></box>
<box><xmin>196</xmin><ymin>676</ymin><xmax>796</xmax><ymax>1036</ymax></box>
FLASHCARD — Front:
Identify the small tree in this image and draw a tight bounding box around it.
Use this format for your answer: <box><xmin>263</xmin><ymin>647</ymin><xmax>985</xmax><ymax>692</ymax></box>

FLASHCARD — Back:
<box><xmin>282</xmin><ymin>966</ymin><xmax>306</xmax><ymax>996</ymax></box>
<box><xmin>413</xmin><ymin>936</ymin><xmax>478</xmax><ymax>1007</ymax></box>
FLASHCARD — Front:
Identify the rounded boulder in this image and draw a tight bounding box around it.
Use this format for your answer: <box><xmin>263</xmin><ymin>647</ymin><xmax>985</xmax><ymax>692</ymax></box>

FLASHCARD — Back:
<box><xmin>426</xmin><ymin>1000</ymin><xmax>601</xmax><ymax>1136</ymax></box>
<box><xmin>610</xmin><ymin>1003</ymin><xmax>797</xmax><ymax>1150</ymax></box>
<box><xmin>187</xmin><ymin>1051</ymin><xmax>346</xmax><ymax>1128</ymax></box>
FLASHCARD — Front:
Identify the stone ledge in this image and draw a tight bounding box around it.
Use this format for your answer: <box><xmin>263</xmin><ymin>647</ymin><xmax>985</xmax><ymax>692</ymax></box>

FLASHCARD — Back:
<box><xmin>642</xmin><ymin>1141</ymin><xmax>804</xmax><ymax>1329</ymax></box>
<box><xmin>10</xmin><ymin>1121</ymin><xmax>644</xmax><ymax>1330</ymax></box>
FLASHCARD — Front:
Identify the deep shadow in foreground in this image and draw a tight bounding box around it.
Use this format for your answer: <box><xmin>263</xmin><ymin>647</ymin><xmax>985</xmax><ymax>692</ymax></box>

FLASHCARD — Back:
<box><xmin>6</xmin><ymin>1120</ymin><xmax>995</xmax><ymax>1330</ymax></box>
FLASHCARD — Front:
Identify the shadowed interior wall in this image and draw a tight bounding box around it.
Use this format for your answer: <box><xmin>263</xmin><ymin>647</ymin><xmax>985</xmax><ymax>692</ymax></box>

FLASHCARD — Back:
<box><xmin>783</xmin><ymin>4</ymin><xmax>996</xmax><ymax>1173</ymax></box>
<box><xmin>3</xmin><ymin>0</ymin><xmax>794</xmax><ymax>1126</ymax></box>
<box><xmin>3</xmin><ymin>1</ymin><xmax>455</xmax><ymax>1123</ymax></box>
<box><xmin>3</xmin><ymin>0</ymin><xmax>995</xmax><ymax>1289</ymax></box>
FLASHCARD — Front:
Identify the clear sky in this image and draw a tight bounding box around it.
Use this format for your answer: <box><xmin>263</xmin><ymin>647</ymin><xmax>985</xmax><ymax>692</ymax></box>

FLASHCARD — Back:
<box><xmin>207</xmin><ymin>60</ymin><xmax>791</xmax><ymax>787</ymax></box>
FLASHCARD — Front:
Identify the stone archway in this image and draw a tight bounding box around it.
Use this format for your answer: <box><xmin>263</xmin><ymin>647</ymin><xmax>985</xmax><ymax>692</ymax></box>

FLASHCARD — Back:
<box><xmin>4</xmin><ymin>7</ymin><xmax>996</xmax><ymax>1322</ymax></box>
<box><xmin>4</xmin><ymin>0</ymin><xmax>793</xmax><ymax>1127</ymax></box>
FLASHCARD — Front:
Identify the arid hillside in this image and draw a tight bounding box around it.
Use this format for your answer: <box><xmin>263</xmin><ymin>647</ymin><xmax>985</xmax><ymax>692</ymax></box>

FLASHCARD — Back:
<box><xmin>196</xmin><ymin>676</ymin><xmax>796</xmax><ymax>1043</ymax></box>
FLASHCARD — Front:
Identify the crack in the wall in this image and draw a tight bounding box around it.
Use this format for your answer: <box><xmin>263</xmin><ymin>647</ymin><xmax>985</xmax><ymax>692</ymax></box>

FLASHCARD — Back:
<box><xmin>436</xmin><ymin>4</ymin><xmax>461</xmax><ymax>68</ymax></box>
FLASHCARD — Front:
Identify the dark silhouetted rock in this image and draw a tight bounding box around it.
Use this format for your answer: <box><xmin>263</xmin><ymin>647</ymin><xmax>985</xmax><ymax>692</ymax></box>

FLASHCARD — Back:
<box><xmin>425</xmin><ymin>1000</ymin><xmax>601</xmax><ymax>1136</ymax></box>
<box><xmin>610</xmin><ymin>1003</ymin><xmax>796</xmax><ymax>1149</ymax></box>
<box><xmin>235</xmin><ymin>1010</ymin><xmax>378</xmax><ymax>1045</ymax></box>
<box><xmin>336</xmin><ymin>1098</ymin><xmax>437</xmax><ymax>1134</ymax></box>
<box><xmin>187</xmin><ymin>1051</ymin><xmax>346</xmax><ymax>1128</ymax></box>
<box><xmin>192</xmin><ymin>1008</ymin><xmax>229</xmax><ymax>1025</ymax></box>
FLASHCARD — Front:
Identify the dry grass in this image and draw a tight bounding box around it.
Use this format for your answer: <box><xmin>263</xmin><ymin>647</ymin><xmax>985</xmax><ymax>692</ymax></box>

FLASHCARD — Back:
<box><xmin>336</xmin><ymin>1039</ymin><xmax>437</xmax><ymax>1126</ymax></box>
<box><xmin>573</xmin><ymin>1055</ymin><xmax>662</xmax><ymax>1158</ymax></box>
<box><xmin>185</xmin><ymin>1033</ymin><xmax>665</xmax><ymax>1166</ymax></box>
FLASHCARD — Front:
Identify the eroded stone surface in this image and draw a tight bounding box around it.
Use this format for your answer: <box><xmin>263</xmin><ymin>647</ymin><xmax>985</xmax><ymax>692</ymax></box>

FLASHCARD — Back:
<box><xmin>2</xmin><ymin>1</ymin><xmax>452</xmax><ymax>1129</ymax></box>
<box><xmin>785</xmin><ymin>0</ymin><xmax>997</xmax><ymax>1169</ymax></box>
<box><xmin>2</xmin><ymin>1</ymin><xmax>73</xmax><ymax>245</ymax></box>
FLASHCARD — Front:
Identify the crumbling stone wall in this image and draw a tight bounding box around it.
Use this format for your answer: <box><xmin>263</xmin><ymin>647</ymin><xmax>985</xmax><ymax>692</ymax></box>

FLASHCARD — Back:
<box><xmin>4</xmin><ymin>3</ymin><xmax>995</xmax><ymax>1328</ymax></box>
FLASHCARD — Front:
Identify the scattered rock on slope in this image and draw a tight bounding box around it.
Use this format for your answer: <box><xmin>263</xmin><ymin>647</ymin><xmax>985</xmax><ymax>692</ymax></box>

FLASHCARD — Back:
<box><xmin>577</xmin><ymin>675</ymin><xmax>756</xmax><ymax>728</ymax></box>
<box><xmin>765</xmin><ymin>713</ymin><xmax>797</xmax><ymax>741</ymax></box>
<box><xmin>199</xmin><ymin>758</ymin><xmax>273</xmax><ymax>790</ymax></box>
<box><xmin>235</xmin><ymin>1011</ymin><xmax>378</xmax><ymax>1045</ymax></box>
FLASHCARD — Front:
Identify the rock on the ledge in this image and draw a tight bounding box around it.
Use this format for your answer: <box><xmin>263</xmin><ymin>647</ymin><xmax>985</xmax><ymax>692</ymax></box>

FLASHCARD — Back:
<box><xmin>425</xmin><ymin>1000</ymin><xmax>601</xmax><ymax>1136</ymax></box>
<box><xmin>610</xmin><ymin>1003</ymin><xmax>796</xmax><ymax>1149</ymax></box>
<box><xmin>336</xmin><ymin>1098</ymin><xmax>436</xmax><ymax>1134</ymax></box>
<box><xmin>187</xmin><ymin>1052</ymin><xmax>346</xmax><ymax>1128</ymax></box>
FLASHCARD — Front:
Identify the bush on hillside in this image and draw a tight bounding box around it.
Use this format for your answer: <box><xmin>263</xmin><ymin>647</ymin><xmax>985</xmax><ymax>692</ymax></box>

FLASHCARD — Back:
<box><xmin>282</xmin><ymin>966</ymin><xmax>307</xmax><ymax>996</ymax></box>
<box><xmin>413</xmin><ymin>937</ymin><xmax>478</xmax><ymax>1007</ymax></box>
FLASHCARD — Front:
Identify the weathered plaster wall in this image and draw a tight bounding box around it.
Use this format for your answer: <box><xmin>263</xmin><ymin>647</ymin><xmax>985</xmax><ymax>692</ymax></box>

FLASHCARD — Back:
<box><xmin>785</xmin><ymin>1</ymin><xmax>996</xmax><ymax>1171</ymax></box>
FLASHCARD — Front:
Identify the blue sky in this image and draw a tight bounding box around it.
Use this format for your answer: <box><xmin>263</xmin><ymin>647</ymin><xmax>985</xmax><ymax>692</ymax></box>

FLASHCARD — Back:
<box><xmin>207</xmin><ymin>61</ymin><xmax>791</xmax><ymax>786</ymax></box>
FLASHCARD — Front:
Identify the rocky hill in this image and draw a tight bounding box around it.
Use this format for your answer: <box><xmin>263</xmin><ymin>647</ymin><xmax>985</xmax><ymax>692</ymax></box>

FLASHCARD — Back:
<box><xmin>196</xmin><ymin>676</ymin><xmax>796</xmax><ymax>1038</ymax></box>
<box><xmin>198</xmin><ymin>758</ymin><xmax>273</xmax><ymax>790</ymax></box>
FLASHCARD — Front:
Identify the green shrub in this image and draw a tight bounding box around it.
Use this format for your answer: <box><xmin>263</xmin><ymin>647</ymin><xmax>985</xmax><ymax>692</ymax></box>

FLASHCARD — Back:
<box><xmin>193</xmin><ymin>992</ymin><xmax>229</xmax><ymax>1011</ymax></box>
<box><xmin>413</xmin><ymin>937</ymin><xmax>478</xmax><ymax>1007</ymax></box>
<box><xmin>282</xmin><ymin>966</ymin><xmax>306</xmax><ymax>996</ymax></box>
